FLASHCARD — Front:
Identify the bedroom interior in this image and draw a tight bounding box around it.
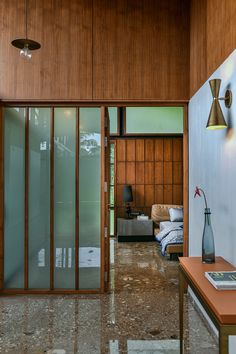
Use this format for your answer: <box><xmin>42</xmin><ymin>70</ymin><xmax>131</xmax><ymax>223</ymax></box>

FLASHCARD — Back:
<box><xmin>0</xmin><ymin>0</ymin><xmax>236</xmax><ymax>353</ymax></box>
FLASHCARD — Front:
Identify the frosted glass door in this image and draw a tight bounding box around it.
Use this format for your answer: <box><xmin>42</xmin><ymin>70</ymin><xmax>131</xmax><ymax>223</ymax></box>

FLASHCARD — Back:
<box><xmin>3</xmin><ymin>105</ymin><xmax>105</xmax><ymax>292</ymax></box>
<box><xmin>28</xmin><ymin>108</ymin><xmax>50</xmax><ymax>288</ymax></box>
<box><xmin>54</xmin><ymin>108</ymin><xmax>76</xmax><ymax>289</ymax></box>
<box><xmin>79</xmin><ymin>108</ymin><xmax>101</xmax><ymax>289</ymax></box>
<box><xmin>4</xmin><ymin>108</ymin><xmax>25</xmax><ymax>288</ymax></box>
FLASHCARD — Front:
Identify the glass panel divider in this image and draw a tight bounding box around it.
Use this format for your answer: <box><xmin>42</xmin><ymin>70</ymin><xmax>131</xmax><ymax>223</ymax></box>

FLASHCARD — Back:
<box><xmin>24</xmin><ymin>107</ymin><xmax>29</xmax><ymax>290</ymax></box>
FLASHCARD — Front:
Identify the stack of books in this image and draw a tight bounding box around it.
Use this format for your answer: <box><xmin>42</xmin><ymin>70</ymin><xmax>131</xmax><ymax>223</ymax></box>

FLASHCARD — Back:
<box><xmin>205</xmin><ymin>271</ymin><xmax>236</xmax><ymax>290</ymax></box>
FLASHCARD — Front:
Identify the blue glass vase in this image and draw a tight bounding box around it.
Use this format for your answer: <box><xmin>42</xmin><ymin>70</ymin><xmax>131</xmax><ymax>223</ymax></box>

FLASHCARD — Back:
<box><xmin>202</xmin><ymin>208</ymin><xmax>215</xmax><ymax>263</ymax></box>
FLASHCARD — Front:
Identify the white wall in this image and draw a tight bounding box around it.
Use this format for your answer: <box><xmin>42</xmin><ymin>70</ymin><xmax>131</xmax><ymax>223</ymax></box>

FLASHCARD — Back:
<box><xmin>189</xmin><ymin>49</ymin><xmax>236</xmax><ymax>353</ymax></box>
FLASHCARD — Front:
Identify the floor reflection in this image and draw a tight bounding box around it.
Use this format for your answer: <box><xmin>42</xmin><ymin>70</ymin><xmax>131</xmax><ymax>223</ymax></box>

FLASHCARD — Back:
<box><xmin>0</xmin><ymin>241</ymin><xmax>217</xmax><ymax>353</ymax></box>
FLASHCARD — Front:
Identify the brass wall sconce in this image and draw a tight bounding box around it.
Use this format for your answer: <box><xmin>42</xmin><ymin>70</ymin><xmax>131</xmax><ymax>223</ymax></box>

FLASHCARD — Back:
<box><xmin>206</xmin><ymin>79</ymin><xmax>233</xmax><ymax>130</ymax></box>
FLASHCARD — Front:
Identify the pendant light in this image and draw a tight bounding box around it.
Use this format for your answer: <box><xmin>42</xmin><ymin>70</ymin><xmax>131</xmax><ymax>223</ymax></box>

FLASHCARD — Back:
<box><xmin>11</xmin><ymin>0</ymin><xmax>41</xmax><ymax>59</ymax></box>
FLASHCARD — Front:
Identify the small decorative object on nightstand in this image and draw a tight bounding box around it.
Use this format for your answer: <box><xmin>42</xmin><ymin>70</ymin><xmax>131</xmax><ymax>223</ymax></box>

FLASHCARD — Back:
<box><xmin>194</xmin><ymin>186</ymin><xmax>215</xmax><ymax>264</ymax></box>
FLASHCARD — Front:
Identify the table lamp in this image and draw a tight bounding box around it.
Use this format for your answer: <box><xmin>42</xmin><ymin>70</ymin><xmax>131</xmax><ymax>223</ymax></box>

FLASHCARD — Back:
<box><xmin>123</xmin><ymin>185</ymin><xmax>133</xmax><ymax>219</ymax></box>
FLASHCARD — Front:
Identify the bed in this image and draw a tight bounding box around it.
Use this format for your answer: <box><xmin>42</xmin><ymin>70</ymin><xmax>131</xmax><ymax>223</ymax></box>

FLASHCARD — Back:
<box><xmin>151</xmin><ymin>204</ymin><xmax>184</xmax><ymax>259</ymax></box>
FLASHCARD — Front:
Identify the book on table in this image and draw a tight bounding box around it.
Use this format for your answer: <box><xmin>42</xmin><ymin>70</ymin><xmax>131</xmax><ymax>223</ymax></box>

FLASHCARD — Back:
<box><xmin>205</xmin><ymin>271</ymin><xmax>236</xmax><ymax>290</ymax></box>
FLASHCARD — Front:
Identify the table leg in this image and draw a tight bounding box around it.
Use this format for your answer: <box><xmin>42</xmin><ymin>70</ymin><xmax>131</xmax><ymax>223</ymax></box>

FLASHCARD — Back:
<box><xmin>219</xmin><ymin>327</ymin><xmax>228</xmax><ymax>354</ymax></box>
<box><xmin>179</xmin><ymin>267</ymin><xmax>185</xmax><ymax>354</ymax></box>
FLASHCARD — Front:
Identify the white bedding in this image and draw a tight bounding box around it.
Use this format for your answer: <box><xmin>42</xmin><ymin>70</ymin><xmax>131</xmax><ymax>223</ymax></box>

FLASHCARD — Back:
<box><xmin>159</xmin><ymin>221</ymin><xmax>183</xmax><ymax>232</ymax></box>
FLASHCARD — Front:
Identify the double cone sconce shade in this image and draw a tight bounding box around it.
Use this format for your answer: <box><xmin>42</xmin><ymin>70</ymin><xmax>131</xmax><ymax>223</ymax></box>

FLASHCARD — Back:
<box><xmin>206</xmin><ymin>79</ymin><xmax>232</xmax><ymax>130</ymax></box>
<box><xmin>11</xmin><ymin>0</ymin><xmax>41</xmax><ymax>59</ymax></box>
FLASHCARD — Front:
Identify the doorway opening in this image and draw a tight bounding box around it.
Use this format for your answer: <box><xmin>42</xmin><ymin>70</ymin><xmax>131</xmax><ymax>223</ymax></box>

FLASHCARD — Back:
<box><xmin>108</xmin><ymin>106</ymin><xmax>187</xmax><ymax>266</ymax></box>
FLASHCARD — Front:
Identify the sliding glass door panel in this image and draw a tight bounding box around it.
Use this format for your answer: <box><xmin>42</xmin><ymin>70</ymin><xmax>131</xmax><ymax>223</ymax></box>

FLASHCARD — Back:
<box><xmin>28</xmin><ymin>108</ymin><xmax>51</xmax><ymax>288</ymax></box>
<box><xmin>4</xmin><ymin>108</ymin><xmax>25</xmax><ymax>288</ymax></box>
<box><xmin>54</xmin><ymin>108</ymin><xmax>76</xmax><ymax>289</ymax></box>
<box><xmin>79</xmin><ymin>108</ymin><xmax>101</xmax><ymax>289</ymax></box>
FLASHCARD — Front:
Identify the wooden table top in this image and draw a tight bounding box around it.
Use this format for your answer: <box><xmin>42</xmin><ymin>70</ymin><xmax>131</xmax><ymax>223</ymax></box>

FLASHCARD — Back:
<box><xmin>179</xmin><ymin>257</ymin><xmax>236</xmax><ymax>324</ymax></box>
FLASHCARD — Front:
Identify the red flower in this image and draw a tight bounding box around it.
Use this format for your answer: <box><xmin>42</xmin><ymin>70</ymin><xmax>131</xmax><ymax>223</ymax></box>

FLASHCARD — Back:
<box><xmin>194</xmin><ymin>186</ymin><xmax>201</xmax><ymax>198</ymax></box>
<box><xmin>194</xmin><ymin>186</ymin><xmax>208</xmax><ymax>209</ymax></box>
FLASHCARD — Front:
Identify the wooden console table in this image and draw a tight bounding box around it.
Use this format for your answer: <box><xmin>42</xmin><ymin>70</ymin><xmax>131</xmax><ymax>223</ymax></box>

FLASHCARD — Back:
<box><xmin>179</xmin><ymin>257</ymin><xmax>236</xmax><ymax>354</ymax></box>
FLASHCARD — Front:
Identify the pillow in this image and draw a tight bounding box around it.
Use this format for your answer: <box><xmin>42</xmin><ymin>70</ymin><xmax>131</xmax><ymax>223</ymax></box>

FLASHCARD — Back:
<box><xmin>169</xmin><ymin>207</ymin><xmax>183</xmax><ymax>222</ymax></box>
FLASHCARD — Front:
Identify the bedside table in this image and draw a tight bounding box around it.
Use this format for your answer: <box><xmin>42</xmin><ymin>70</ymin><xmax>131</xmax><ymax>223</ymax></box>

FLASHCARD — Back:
<box><xmin>117</xmin><ymin>218</ymin><xmax>154</xmax><ymax>242</ymax></box>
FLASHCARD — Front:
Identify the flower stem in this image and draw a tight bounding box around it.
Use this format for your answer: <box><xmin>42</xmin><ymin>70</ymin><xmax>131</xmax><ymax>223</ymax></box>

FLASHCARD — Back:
<box><xmin>199</xmin><ymin>188</ymin><xmax>208</xmax><ymax>209</ymax></box>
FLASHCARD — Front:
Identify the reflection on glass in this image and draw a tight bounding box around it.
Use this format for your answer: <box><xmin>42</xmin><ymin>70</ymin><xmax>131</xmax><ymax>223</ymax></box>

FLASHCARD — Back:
<box><xmin>110</xmin><ymin>143</ymin><xmax>115</xmax><ymax>163</ymax></box>
<box><xmin>110</xmin><ymin>186</ymin><xmax>115</xmax><ymax>206</ymax></box>
<box><xmin>110</xmin><ymin>209</ymin><xmax>115</xmax><ymax>236</ymax></box>
<box><xmin>28</xmin><ymin>108</ymin><xmax>50</xmax><ymax>288</ymax></box>
<box><xmin>108</xmin><ymin>107</ymin><xmax>118</xmax><ymax>135</ymax></box>
<box><xmin>54</xmin><ymin>108</ymin><xmax>76</xmax><ymax>288</ymax></box>
<box><xmin>110</xmin><ymin>165</ymin><xmax>115</xmax><ymax>185</ymax></box>
<box><xmin>4</xmin><ymin>108</ymin><xmax>25</xmax><ymax>288</ymax></box>
<box><xmin>79</xmin><ymin>108</ymin><xmax>101</xmax><ymax>289</ymax></box>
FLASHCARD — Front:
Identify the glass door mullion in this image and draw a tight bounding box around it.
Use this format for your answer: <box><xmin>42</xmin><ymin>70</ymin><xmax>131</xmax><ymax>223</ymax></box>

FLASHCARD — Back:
<box><xmin>75</xmin><ymin>108</ymin><xmax>79</xmax><ymax>290</ymax></box>
<box><xmin>24</xmin><ymin>107</ymin><xmax>29</xmax><ymax>290</ymax></box>
<box><xmin>50</xmin><ymin>108</ymin><xmax>54</xmax><ymax>290</ymax></box>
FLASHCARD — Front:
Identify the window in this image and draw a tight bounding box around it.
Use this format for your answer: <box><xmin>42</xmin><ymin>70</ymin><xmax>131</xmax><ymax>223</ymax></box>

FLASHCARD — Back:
<box><xmin>125</xmin><ymin>107</ymin><xmax>183</xmax><ymax>134</ymax></box>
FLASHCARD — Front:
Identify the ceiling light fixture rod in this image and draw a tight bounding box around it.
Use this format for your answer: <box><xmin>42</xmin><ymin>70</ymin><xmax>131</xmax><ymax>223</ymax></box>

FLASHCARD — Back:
<box><xmin>25</xmin><ymin>0</ymin><xmax>28</xmax><ymax>39</ymax></box>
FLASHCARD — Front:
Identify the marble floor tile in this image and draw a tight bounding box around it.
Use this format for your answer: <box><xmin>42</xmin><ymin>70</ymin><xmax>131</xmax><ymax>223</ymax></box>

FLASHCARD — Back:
<box><xmin>0</xmin><ymin>241</ymin><xmax>218</xmax><ymax>353</ymax></box>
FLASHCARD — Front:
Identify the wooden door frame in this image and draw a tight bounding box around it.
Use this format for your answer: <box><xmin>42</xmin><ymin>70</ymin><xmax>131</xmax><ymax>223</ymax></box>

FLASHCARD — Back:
<box><xmin>0</xmin><ymin>101</ymin><xmax>189</xmax><ymax>294</ymax></box>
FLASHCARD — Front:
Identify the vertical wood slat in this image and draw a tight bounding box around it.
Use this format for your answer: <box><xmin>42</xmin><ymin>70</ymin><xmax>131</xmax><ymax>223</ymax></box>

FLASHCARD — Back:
<box><xmin>126</xmin><ymin>140</ymin><xmax>135</xmax><ymax>161</ymax></box>
<box><xmin>75</xmin><ymin>108</ymin><xmax>79</xmax><ymax>290</ymax></box>
<box><xmin>50</xmin><ymin>108</ymin><xmax>54</xmax><ymax>290</ymax></box>
<box><xmin>116</xmin><ymin>140</ymin><xmax>126</xmax><ymax>161</ymax></box>
<box><xmin>155</xmin><ymin>139</ymin><xmax>163</xmax><ymax>161</ymax></box>
<box><xmin>164</xmin><ymin>139</ymin><xmax>172</xmax><ymax>161</ymax></box>
<box><xmin>136</xmin><ymin>139</ymin><xmax>144</xmax><ymax>161</ymax></box>
<box><xmin>24</xmin><ymin>108</ymin><xmax>29</xmax><ymax>290</ymax></box>
<box><xmin>0</xmin><ymin>106</ymin><xmax>4</xmax><ymax>289</ymax></box>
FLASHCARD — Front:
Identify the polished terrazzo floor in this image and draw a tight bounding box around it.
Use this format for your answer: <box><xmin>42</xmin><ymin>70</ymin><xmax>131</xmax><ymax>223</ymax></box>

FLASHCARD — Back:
<box><xmin>0</xmin><ymin>241</ymin><xmax>218</xmax><ymax>353</ymax></box>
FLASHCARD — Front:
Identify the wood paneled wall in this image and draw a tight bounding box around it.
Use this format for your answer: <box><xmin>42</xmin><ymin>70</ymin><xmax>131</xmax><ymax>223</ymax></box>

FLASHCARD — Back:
<box><xmin>0</xmin><ymin>0</ymin><xmax>93</xmax><ymax>100</ymax></box>
<box><xmin>115</xmin><ymin>138</ymin><xmax>183</xmax><ymax>219</ymax></box>
<box><xmin>93</xmin><ymin>0</ymin><xmax>189</xmax><ymax>100</ymax></box>
<box><xmin>0</xmin><ymin>0</ymin><xmax>189</xmax><ymax>101</ymax></box>
<box><xmin>190</xmin><ymin>0</ymin><xmax>236</xmax><ymax>97</ymax></box>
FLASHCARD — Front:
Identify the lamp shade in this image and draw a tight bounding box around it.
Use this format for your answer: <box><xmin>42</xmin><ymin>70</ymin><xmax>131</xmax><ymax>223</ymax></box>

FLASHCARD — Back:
<box><xmin>209</xmin><ymin>78</ymin><xmax>221</xmax><ymax>98</ymax></box>
<box><xmin>123</xmin><ymin>185</ymin><xmax>133</xmax><ymax>203</ymax></box>
<box><xmin>206</xmin><ymin>99</ymin><xmax>227</xmax><ymax>130</ymax></box>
